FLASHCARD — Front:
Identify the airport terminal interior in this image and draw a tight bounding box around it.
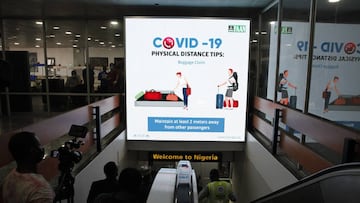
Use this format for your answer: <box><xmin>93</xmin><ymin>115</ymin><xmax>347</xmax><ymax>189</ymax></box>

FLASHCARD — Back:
<box><xmin>1</xmin><ymin>0</ymin><xmax>360</xmax><ymax>202</ymax></box>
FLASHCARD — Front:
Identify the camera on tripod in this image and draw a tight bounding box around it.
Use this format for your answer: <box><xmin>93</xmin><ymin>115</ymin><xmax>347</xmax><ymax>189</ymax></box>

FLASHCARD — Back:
<box><xmin>51</xmin><ymin>125</ymin><xmax>88</xmax><ymax>171</ymax></box>
<box><xmin>51</xmin><ymin>125</ymin><xmax>88</xmax><ymax>202</ymax></box>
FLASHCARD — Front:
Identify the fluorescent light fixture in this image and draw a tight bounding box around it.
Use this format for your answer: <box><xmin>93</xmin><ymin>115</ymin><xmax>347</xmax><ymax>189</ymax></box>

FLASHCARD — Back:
<box><xmin>110</xmin><ymin>21</ymin><xmax>118</xmax><ymax>25</ymax></box>
<box><xmin>65</xmin><ymin>31</ymin><xmax>72</xmax><ymax>35</ymax></box>
<box><xmin>53</xmin><ymin>26</ymin><xmax>60</xmax><ymax>30</ymax></box>
<box><xmin>88</xmin><ymin>37</ymin><xmax>92</xmax><ymax>41</ymax></box>
<box><xmin>35</xmin><ymin>21</ymin><xmax>43</xmax><ymax>25</ymax></box>
<box><xmin>269</xmin><ymin>21</ymin><xmax>276</xmax><ymax>25</ymax></box>
<box><xmin>261</xmin><ymin>31</ymin><xmax>267</xmax><ymax>35</ymax></box>
<box><xmin>35</xmin><ymin>45</ymin><xmax>40</xmax><ymax>48</ymax></box>
<box><xmin>115</xmin><ymin>33</ymin><xmax>121</xmax><ymax>37</ymax></box>
<box><xmin>111</xmin><ymin>45</ymin><xmax>116</xmax><ymax>48</ymax></box>
<box><xmin>56</xmin><ymin>42</ymin><xmax>62</xmax><ymax>45</ymax></box>
<box><xmin>99</xmin><ymin>41</ymin><xmax>105</xmax><ymax>45</ymax></box>
<box><xmin>14</xmin><ymin>42</ymin><xmax>20</xmax><ymax>45</ymax></box>
<box><xmin>100</xmin><ymin>26</ymin><xmax>107</xmax><ymax>29</ymax></box>
<box><xmin>329</xmin><ymin>0</ymin><xmax>340</xmax><ymax>2</ymax></box>
<box><xmin>35</xmin><ymin>38</ymin><xmax>41</xmax><ymax>41</ymax></box>
<box><xmin>73</xmin><ymin>44</ymin><xmax>78</xmax><ymax>48</ymax></box>
<box><xmin>49</xmin><ymin>34</ymin><xmax>55</xmax><ymax>38</ymax></box>
<box><xmin>75</xmin><ymin>34</ymin><xmax>81</xmax><ymax>38</ymax></box>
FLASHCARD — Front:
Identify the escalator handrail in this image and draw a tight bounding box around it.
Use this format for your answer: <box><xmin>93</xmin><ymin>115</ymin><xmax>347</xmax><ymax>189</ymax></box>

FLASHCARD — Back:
<box><xmin>251</xmin><ymin>162</ymin><xmax>360</xmax><ymax>203</ymax></box>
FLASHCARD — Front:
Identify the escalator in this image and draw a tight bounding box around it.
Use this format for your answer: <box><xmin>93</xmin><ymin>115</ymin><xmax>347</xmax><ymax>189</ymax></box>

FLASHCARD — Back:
<box><xmin>251</xmin><ymin>163</ymin><xmax>360</xmax><ymax>203</ymax></box>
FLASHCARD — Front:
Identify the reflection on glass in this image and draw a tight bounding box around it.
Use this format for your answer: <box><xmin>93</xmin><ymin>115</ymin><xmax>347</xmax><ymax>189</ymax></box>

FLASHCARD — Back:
<box><xmin>309</xmin><ymin>0</ymin><xmax>360</xmax><ymax>131</ymax></box>
<box><xmin>88</xmin><ymin>20</ymin><xmax>124</xmax><ymax>94</ymax></box>
<box><xmin>259</xmin><ymin>5</ymin><xmax>278</xmax><ymax>98</ymax></box>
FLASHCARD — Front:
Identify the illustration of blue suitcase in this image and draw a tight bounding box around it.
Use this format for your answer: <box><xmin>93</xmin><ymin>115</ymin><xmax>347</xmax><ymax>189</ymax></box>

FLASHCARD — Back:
<box><xmin>289</xmin><ymin>95</ymin><xmax>297</xmax><ymax>108</ymax></box>
<box><xmin>289</xmin><ymin>89</ymin><xmax>297</xmax><ymax>109</ymax></box>
<box><xmin>216</xmin><ymin>94</ymin><xmax>224</xmax><ymax>109</ymax></box>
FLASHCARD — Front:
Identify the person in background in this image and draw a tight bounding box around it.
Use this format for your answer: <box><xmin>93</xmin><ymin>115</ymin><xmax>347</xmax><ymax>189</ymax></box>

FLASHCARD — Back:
<box><xmin>65</xmin><ymin>70</ymin><xmax>81</xmax><ymax>90</ymax></box>
<box><xmin>107</xmin><ymin>63</ymin><xmax>118</xmax><ymax>92</ymax></box>
<box><xmin>97</xmin><ymin>66</ymin><xmax>109</xmax><ymax>93</ymax></box>
<box><xmin>94</xmin><ymin>167</ymin><xmax>144</xmax><ymax>203</ymax></box>
<box><xmin>87</xmin><ymin>161</ymin><xmax>119</xmax><ymax>203</ymax></box>
<box><xmin>82</xmin><ymin>65</ymin><xmax>95</xmax><ymax>92</ymax></box>
<box><xmin>2</xmin><ymin>131</ymin><xmax>55</xmax><ymax>203</ymax></box>
<box><xmin>199</xmin><ymin>169</ymin><xmax>236</xmax><ymax>203</ymax></box>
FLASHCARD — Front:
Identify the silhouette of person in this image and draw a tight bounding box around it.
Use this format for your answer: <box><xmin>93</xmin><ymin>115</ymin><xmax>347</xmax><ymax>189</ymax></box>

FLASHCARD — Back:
<box><xmin>199</xmin><ymin>169</ymin><xmax>236</xmax><ymax>203</ymax></box>
<box><xmin>82</xmin><ymin>65</ymin><xmax>95</xmax><ymax>92</ymax></box>
<box><xmin>87</xmin><ymin>161</ymin><xmax>119</xmax><ymax>203</ymax></box>
<box><xmin>66</xmin><ymin>70</ymin><xmax>81</xmax><ymax>90</ymax></box>
<box><xmin>2</xmin><ymin>131</ymin><xmax>55</xmax><ymax>202</ymax></box>
<box><xmin>97</xmin><ymin>66</ymin><xmax>109</xmax><ymax>92</ymax></box>
<box><xmin>93</xmin><ymin>167</ymin><xmax>144</xmax><ymax>203</ymax></box>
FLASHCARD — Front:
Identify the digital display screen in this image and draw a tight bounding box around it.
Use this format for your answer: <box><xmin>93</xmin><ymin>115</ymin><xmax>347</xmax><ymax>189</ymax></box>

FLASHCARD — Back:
<box><xmin>125</xmin><ymin>17</ymin><xmax>250</xmax><ymax>142</ymax></box>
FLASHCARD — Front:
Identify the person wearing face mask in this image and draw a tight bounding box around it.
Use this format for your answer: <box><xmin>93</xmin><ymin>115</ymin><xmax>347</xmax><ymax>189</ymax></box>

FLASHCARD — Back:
<box><xmin>2</xmin><ymin>131</ymin><xmax>55</xmax><ymax>203</ymax></box>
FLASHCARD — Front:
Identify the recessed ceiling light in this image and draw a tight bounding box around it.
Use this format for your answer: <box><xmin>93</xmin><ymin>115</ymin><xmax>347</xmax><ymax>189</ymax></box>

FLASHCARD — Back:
<box><xmin>75</xmin><ymin>34</ymin><xmax>81</xmax><ymax>38</ymax></box>
<box><xmin>65</xmin><ymin>31</ymin><xmax>72</xmax><ymax>35</ymax></box>
<box><xmin>99</xmin><ymin>41</ymin><xmax>105</xmax><ymax>45</ymax></box>
<box><xmin>73</xmin><ymin>44</ymin><xmax>78</xmax><ymax>48</ymax></box>
<box><xmin>111</xmin><ymin>45</ymin><xmax>116</xmax><ymax>48</ymax></box>
<box><xmin>328</xmin><ymin>0</ymin><xmax>340</xmax><ymax>2</ymax></box>
<box><xmin>35</xmin><ymin>45</ymin><xmax>40</xmax><ymax>48</ymax></box>
<box><xmin>115</xmin><ymin>33</ymin><xmax>120</xmax><ymax>37</ymax></box>
<box><xmin>73</xmin><ymin>39</ymin><xmax>79</xmax><ymax>42</ymax></box>
<box><xmin>49</xmin><ymin>34</ymin><xmax>55</xmax><ymax>38</ymax></box>
<box><xmin>35</xmin><ymin>21</ymin><xmax>43</xmax><ymax>25</ymax></box>
<box><xmin>100</xmin><ymin>26</ymin><xmax>107</xmax><ymax>30</ymax></box>
<box><xmin>14</xmin><ymin>42</ymin><xmax>20</xmax><ymax>45</ymax></box>
<box><xmin>35</xmin><ymin>38</ymin><xmax>41</xmax><ymax>41</ymax></box>
<box><xmin>110</xmin><ymin>21</ymin><xmax>118</xmax><ymax>25</ymax></box>
<box><xmin>88</xmin><ymin>37</ymin><xmax>92</xmax><ymax>41</ymax></box>
<box><xmin>53</xmin><ymin>26</ymin><xmax>60</xmax><ymax>30</ymax></box>
<box><xmin>56</xmin><ymin>42</ymin><xmax>62</xmax><ymax>45</ymax></box>
<box><xmin>95</xmin><ymin>39</ymin><xmax>99</xmax><ymax>42</ymax></box>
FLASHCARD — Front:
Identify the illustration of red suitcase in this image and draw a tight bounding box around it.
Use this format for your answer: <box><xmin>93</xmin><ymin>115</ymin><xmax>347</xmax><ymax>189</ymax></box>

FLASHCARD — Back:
<box><xmin>144</xmin><ymin>90</ymin><xmax>162</xmax><ymax>100</ymax></box>
<box><xmin>223</xmin><ymin>100</ymin><xmax>239</xmax><ymax>108</ymax></box>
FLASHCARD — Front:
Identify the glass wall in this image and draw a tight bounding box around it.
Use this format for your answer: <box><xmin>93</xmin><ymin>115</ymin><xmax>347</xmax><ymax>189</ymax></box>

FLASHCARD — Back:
<box><xmin>0</xmin><ymin>18</ymin><xmax>123</xmax><ymax>115</ymax></box>
<box><xmin>308</xmin><ymin>0</ymin><xmax>360</xmax><ymax>131</ymax></box>
<box><xmin>258</xmin><ymin>4</ymin><xmax>278</xmax><ymax>98</ymax></box>
<box><xmin>257</xmin><ymin>0</ymin><xmax>359</xmax><ymax>134</ymax></box>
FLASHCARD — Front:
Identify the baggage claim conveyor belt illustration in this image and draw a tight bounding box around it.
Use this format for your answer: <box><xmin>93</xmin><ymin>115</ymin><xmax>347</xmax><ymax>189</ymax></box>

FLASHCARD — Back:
<box><xmin>135</xmin><ymin>90</ymin><xmax>185</xmax><ymax>107</ymax></box>
<box><xmin>147</xmin><ymin>160</ymin><xmax>199</xmax><ymax>203</ymax></box>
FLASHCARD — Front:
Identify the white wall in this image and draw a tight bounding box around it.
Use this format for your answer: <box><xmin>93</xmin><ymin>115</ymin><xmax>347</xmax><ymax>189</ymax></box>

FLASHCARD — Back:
<box><xmin>232</xmin><ymin>133</ymin><xmax>298</xmax><ymax>203</ymax></box>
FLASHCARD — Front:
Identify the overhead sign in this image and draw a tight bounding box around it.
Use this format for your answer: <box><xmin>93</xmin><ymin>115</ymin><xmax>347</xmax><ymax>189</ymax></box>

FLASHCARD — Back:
<box><xmin>149</xmin><ymin>152</ymin><xmax>222</xmax><ymax>162</ymax></box>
